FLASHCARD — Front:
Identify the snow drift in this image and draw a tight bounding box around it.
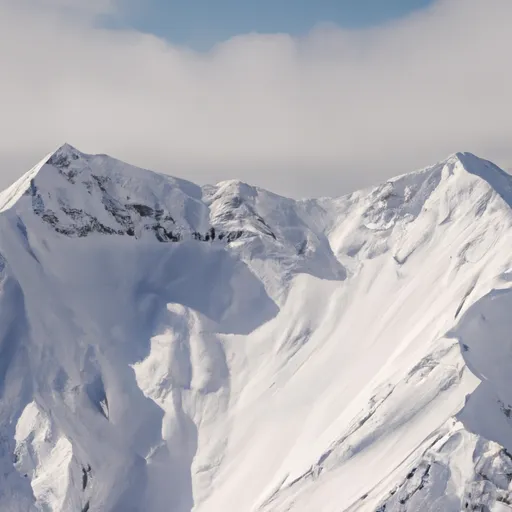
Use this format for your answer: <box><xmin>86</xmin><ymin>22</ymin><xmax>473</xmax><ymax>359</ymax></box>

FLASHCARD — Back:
<box><xmin>1</xmin><ymin>144</ymin><xmax>512</xmax><ymax>511</ymax></box>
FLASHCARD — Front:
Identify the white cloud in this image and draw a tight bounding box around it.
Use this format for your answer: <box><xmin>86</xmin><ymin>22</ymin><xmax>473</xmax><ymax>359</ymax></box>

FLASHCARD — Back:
<box><xmin>0</xmin><ymin>0</ymin><xmax>511</xmax><ymax>197</ymax></box>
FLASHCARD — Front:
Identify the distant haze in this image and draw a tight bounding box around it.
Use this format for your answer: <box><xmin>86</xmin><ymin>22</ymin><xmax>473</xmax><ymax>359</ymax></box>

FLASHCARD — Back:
<box><xmin>0</xmin><ymin>0</ymin><xmax>511</xmax><ymax>197</ymax></box>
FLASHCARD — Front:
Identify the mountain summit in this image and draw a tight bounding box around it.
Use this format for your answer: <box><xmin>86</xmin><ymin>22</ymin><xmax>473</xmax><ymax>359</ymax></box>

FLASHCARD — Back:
<box><xmin>1</xmin><ymin>146</ymin><xmax>512</xmax><ymax>512</ymax></box>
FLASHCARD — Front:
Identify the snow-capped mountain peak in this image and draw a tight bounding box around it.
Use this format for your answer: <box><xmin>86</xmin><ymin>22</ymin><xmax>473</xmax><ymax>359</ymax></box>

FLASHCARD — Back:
<box><xmin>1</xmin><ymin>146</ymin><xmax>512</xmax><ymax>512</ymax></box>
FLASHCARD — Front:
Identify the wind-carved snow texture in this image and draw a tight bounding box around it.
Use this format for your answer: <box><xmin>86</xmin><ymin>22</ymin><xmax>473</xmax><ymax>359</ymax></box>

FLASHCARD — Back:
<box><xmin>2</xmin><ymin>145</ymin><xmax>512</xmax><ymax>511</ymax></box>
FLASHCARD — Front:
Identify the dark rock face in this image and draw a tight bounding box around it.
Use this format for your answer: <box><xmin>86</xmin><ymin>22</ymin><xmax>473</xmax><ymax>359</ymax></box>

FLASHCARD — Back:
<box><xmin>47</xmin><ymin>147</ymin><xmax>80</xmax><ymax>170</ymax></box>
<box><xmin>25</xmin><ymin>175</ymin><xmax>266</xmax><ymax>245</ymax></box>
<box><xmin>127</xmin><ymin>204</ymin><xmax>156</xmax><ymax>218</ymax></box>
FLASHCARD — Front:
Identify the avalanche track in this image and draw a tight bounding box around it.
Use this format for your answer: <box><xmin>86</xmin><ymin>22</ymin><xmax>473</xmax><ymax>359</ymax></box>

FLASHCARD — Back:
<box><xmin>1</xmin><ymin>144</ymin><xmax>512</xmax><ymax>511</ymax></box>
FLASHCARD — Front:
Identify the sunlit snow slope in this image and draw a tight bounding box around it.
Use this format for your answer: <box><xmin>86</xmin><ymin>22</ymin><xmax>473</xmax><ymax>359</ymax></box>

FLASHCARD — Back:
<box><xmin>1</xmin><ymin>144</ymin><xmax>512</xmax><ymax>512</ymax></box>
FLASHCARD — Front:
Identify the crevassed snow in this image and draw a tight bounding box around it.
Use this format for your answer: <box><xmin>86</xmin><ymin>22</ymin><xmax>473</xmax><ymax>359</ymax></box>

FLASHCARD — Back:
<box><xmin>0</xmin><ymin>145</ymin><xmax>512</xmax><ymax>511</ymax></box>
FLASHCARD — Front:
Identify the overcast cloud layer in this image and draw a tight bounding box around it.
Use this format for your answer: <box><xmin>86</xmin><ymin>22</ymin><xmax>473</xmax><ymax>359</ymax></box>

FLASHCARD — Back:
<box><xmin>0</xmin><ymin>0</ymin><xmax>511</xmax><ymax>197</ymax></box>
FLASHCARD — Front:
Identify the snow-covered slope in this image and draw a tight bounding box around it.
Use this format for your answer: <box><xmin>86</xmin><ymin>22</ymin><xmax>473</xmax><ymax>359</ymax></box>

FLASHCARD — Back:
<box><xmin>1</xmin><ymin>144</ymin><xmax>512</xmax><ymax>512</ymax></box>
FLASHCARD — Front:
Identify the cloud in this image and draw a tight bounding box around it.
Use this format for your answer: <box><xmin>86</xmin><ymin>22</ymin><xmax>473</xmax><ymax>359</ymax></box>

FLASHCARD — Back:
<box><xmin>7</xmin><ymin>0</ymin><xmax>115</xmax><ymax>15</ymax></box>
<box><xmin>0</xmin><ymin>0</ymin><xmax>511</xmax><ymax>197</ymax></box>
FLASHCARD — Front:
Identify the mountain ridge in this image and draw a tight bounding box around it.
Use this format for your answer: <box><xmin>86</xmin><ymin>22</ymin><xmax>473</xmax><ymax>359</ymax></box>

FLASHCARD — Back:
<box><xmin>3</xmin><ymin>143</ymin><xmax>511</xmax><ymax>211</ymax></box>
<box><xmin>1</xmin><ymin>146</ymin><xmax>512</xmax><ymax>511</ymax></box>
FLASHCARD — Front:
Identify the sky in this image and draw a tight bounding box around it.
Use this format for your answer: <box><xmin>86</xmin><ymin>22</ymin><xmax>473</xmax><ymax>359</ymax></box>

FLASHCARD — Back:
<box><xmin>0</xmin><ymin>0</ymin><xmax>511</xmax><ymax>198</ymax></box>
<box><xmin>110</xmin><ymin>0</ymin><xmax>434</xmax><ymax>50</ymax></box>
